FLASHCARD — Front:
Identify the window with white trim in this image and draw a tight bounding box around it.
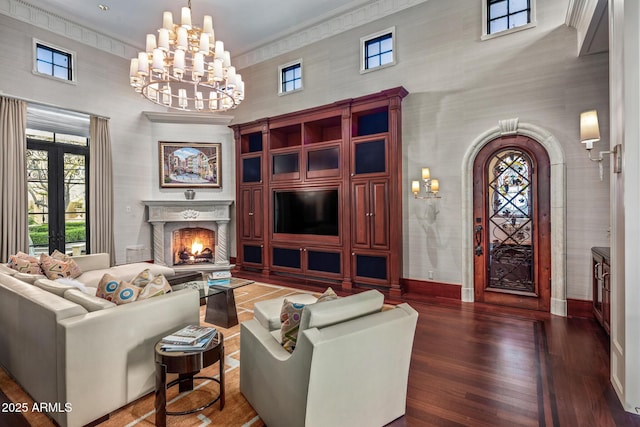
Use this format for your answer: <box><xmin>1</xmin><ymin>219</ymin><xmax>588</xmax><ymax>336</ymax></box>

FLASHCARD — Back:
<box><xmin>360</xmin><ymin>27</ymin><xmax>396</xmax><ymax>73</ymax></box>
<box><xmin>33</xmin><ymin>40</ymin><xmax>76</xmax><ymax>83</ymax></box>
<box><xmin>278</xmin><ymin>60</ymin><xmax>303</xmax><ymax>95</ymax></box>
<box><xmin>482</xmin><ymin>0</ymin><xmax>536</xmax><ymax>39</ymax></box>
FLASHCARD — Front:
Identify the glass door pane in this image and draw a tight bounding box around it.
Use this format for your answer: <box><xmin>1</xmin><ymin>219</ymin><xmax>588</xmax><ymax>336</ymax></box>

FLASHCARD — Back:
<box><xmin>64</xmin><ymin>153</ymin><xmax>87</xmax><ymax>255</ymax></box>
<box><xmin>27</xmin><ymin>149</ymin><xmax>49</xmax><ymax>255</ymax></box>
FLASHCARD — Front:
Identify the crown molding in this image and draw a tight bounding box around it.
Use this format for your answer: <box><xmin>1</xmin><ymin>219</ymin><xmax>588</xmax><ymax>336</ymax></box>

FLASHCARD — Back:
<box><xmin>0</xmin><ymin>0</ymin><xmax>138</xmax><ymax>59</ymax></box>
<box><xmin>234</xmin><ymin>0</ymin><xmax>430</xmax><ymax>69</ymax></box>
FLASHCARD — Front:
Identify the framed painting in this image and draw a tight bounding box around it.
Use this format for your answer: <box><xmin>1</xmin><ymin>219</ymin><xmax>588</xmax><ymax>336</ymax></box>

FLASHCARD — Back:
<box><xmin>159</xmin><ymin>142</ymin><xmax>222</xmax><ymax>188</ymax></box>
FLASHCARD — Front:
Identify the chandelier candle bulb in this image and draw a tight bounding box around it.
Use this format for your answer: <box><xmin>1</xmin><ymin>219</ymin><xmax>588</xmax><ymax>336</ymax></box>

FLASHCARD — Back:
<box><xmin>227</xmin><ymin>66</ymin><xmax>236</xmax><ymax>86</ymax></box>
<box><xmin>162</xmin><ymin>11</ymin><xmax>173</xmax><ymax>31</ymax></box>
<box><xmin>199</xmin><ymin>33</ymin><xmax>209</xmax><ymax>54</ymax></box>
<box><xmin>129</xmin><ymin>58</ymin><xmax>139</xmax><ymax>78</ymax></box>
<box><xmin>179</xmin><ymin>89</ymin><xmax>187</xmax><ymax>108</ymax></box>
<box><xmin>137</xmin><ymin>53</ymin><xmax>149</xmax><ymax>75</ymax></box>
<box><xmin>223</xmin><ymin>51</ymin><xmax>231</xmax><ymax>68</ymax></box>
<box><xmin>173</xmin><ymin>49</ymin><xmax>185</xmax><ymax>74</ymax></box>
<box><xmin>146</xmin><ymin>34</ymin><xmax>157</xmax><ymax>53</ymax></box>
<box><xmin>203</xmin><ymin>15</ymin><xmax>213</xmax><ymax>34</ymax></box>
<box><xmin>195</xmin><ymin>92</ymin><xmax>204</xmax><ymax>110</ymax></box>
<box><xmin>158</xmin><ymin>28</ymin><xmax>170</xmax><ymax>50</ymax></box>
<box><xmin>181</xmin><ymin>6</ymin><xmax>191</xmax><ymax>28</ymax></box>
<box><xmin>209</xmin><ymin>92</ymin><xmax>218</xmax><ymax>110</ymax></box>
<box><xmin>215</xmin><ymin>41</ymin><xmax>224</xmax><ymax>59</ymax></box>
<box><xmin>212</xmin><ymin>61</ymin><xmax>223</xmax><ymax>81</ymax></box>
<box><xmin>422</xmin><ymin>167</ymin><xmax>430</xmax><ymax>180</ymax></box>
<box><xmin>193</xmin><ymin>53</ymin><xmax>205</xmax><ymax>77</ymax></box>
<box><xmin>152</xmin><ymin>49</ymin><xmax>164</xmax><ymax>72</ymax></box>
<box><xmin>176</xmin><ymin>27</ymin><xmax>188</xmax><ymax>50</ymax></box>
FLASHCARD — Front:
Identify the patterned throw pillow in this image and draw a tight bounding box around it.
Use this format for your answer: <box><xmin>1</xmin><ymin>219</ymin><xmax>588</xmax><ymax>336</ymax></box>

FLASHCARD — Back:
<box><xmin>96</xmin><ymin>273</ymin><xmax>123</xmax><ymax>301</ymax></box>
<box><xmin>8</xmin><ymin>253</ymin><xmax>43</xmax><ymax>274</ymax></box>
<box><xmin>50</xmin><ymin>249</ymin><xmax>83</xmax><ymax>278</ymax></box>
<box><xmin>279</xmin><ymin>287</ymin><xmax>340</xmax><ymax>353</ymax></box>
<box><xmin>130</xmin><ymin>269</ymin><xmax>154</xmax><ymax>287</ymax></box>
<box><xmin>39</xmin><ymin>253</ymin><xmax>78</xmax><ymax>280</ymax></box>
<box><xmin>138</xmin><ymin>274</ymin><xmax>172</xmax><ymax>300</ymax></box>
<box><xmin>316</xmin><ymin>287</ymin><xmax>338</xmax><ymax>303</ymax></box>
<box><xmin>112</xmin><ymin>282</ymin><xmax>141</xmax><ymax>305</ymax></box>
<box><xmin>280</xmin><ymin>299</ymin><xmax>306</xmax><ymax>353</ymax></box>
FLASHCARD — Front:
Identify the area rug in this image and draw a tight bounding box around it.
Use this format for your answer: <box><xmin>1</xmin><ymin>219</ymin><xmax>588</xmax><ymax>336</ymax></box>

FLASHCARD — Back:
<box><xmin>0</xmin><ymin>282</ymin><xmax>323</xmax><ymax>427</ymax></box>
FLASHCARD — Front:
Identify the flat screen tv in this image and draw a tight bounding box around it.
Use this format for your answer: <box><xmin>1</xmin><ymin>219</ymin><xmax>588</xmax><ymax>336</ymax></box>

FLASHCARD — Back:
<box><xmin>273</xmin><ymin>189</ymin><xmax>339</xmax><ymax>236</ymax></box>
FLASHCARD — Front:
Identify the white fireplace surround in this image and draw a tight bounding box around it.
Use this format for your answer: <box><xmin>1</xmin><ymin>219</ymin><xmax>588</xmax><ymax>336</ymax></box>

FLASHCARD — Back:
<box><xmin>142</xmin><ymin>200</ymin><xmax>233</xmax><ymax>271</ymax></box>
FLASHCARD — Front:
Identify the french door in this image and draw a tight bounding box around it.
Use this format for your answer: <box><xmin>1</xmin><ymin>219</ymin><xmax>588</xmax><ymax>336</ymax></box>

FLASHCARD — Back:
<box><xmin>472</xmin><ymin>136</ymin><xmax>551</xmax><ymax>311</ymax></box>
<box><xmin>27</xmin><ymin>135</ymin><xmax>89</xmax><ymax>255</ymax></box>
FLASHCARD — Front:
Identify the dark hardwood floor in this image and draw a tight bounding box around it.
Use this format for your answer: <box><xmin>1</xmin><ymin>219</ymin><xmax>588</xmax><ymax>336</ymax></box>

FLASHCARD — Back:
<box><xmin>235</xmin><ymin>271</ymin><xmax>640</xmax><ymax>427</ymax></box>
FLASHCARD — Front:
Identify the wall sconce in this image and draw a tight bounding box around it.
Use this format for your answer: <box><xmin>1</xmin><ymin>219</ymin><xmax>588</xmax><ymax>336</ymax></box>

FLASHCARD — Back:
<box><xmin>411</xmin><ymin>167</ymin><xmax>440</xmax><ymax>199</ymax></box>
<box><xmin>580</xmin><ymin>109</ymin><xmax>622</xmax><ymax>181</ymax></box>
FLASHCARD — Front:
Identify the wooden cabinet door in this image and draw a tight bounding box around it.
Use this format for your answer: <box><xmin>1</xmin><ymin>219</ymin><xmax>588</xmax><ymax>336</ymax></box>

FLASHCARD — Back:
<box><xmin>240</xmin><ymin>187</ymin><xmax>263</xmax><ymax>239</ymax></box>
<box><xmin>369</xmin><ymin>180</ymin><xmax>389</xmax><ymax>249</ymax></box>
<box><xmin>352</xmin><ymin>182</ymin><xmax>370</xmax><ymax>247</ymax></box>
<box><xmin>251</xmin><ymin>187</ymin><xmax>263</xmax><ymax>239</ymax></box>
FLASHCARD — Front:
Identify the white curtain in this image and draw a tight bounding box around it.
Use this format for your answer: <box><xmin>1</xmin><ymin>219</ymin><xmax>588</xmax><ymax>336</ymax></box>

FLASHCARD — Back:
<box><xmin>89</xmin><ymin>116</ymin><xmax>115</xmax><ymax>265</ymax></box>
<box><xmin>0</xmin><ymin>97</ymin><xmax>28</xmax><ymax>262</ymax></box>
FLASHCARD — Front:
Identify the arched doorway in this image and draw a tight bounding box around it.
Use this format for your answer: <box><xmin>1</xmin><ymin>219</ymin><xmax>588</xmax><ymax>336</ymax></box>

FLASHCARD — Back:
<box><xmin>461</xmin><ymin>119</ymin><xmax>567</xmax><ymax>316</ymax></box>
<box><xmin>472</xmin><ymin>136</ymin><xmax>551</xmax><ymax>311</ymax></box>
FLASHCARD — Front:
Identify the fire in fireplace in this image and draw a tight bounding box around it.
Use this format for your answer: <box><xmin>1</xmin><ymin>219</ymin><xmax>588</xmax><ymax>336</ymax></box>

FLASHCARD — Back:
<box><xmin>172</xmin><ymin>227</ymin><xmax>215</xmax><ymax>265</ymax></box>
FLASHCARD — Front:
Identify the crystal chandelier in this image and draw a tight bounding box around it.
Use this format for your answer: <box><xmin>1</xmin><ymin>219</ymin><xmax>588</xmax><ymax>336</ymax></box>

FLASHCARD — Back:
<box><xmin>129</xmin><ymin>0</ymin><xmax>244</xmax><ymax>112</ymax></box>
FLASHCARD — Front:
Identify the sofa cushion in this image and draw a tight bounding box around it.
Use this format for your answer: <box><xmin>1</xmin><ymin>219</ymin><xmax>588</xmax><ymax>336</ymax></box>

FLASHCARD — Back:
<box><xmin>0</xmin><ymin>263</ymin><xmax>17</xmax><ymax>276</ymax></box>
<box><xmin>33</xmin><ymin>278</ymin><xmax>78</xmax><ymax>297</ymax></box>
<box><xmin>110</xmin><ymin>262</ymin><xmax>175</xmax><ymax>281</ymax></box>
<box><xmin>13</xmin><ymin>272</ymin><xmax>46</xmax><ymax>284</ymax></box>
<box><xmin>54</xmin><ymin>277</ymin><xmax>90</xmax><ymax>294</ymax></box>
<box><xmin>74</xmin><ymin>269</ymin><xmax>108</xmax><ymax>288</ymax></box>
<box><xmin>63</xmin><ymin>289</ymin><xmax>116</xmax><ymax>312</ymax></box>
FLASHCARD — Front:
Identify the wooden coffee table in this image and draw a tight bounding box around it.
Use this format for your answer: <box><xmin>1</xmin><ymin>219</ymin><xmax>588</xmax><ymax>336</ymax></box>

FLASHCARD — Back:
<box><xmin>154</xmin><ymin>332</ymin><xmax>225</xmax><ymax>427</ymax></box>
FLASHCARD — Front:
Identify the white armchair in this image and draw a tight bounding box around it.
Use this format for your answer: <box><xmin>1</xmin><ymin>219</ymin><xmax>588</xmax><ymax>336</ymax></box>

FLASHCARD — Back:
<box><xmin>240</xmin><ymin>290</ymin><xmax>418</xmax><ymax>427</ymax></box>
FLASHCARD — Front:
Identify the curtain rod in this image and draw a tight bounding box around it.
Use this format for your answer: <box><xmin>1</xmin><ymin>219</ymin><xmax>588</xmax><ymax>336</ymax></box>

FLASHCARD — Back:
<box><xmin>0</xmin><ymin>91</ymin><xmax>111</xmax><ymax>120</ymax></box>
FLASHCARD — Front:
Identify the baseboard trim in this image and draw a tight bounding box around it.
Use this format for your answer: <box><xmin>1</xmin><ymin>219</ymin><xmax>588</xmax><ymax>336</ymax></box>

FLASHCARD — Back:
<box><xmin>566</xmin><ymin>298</ymin><xmax>593</xmax><ymax>319</ymax></box>
<box><xmin>401</xmin><ymin>278</ymin><xmax>462</xmax><ymax>300</ymax></box>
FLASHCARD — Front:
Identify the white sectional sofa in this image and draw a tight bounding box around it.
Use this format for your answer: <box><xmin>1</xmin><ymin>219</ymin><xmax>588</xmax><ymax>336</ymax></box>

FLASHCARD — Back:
<box><xmin>0</xmin><ymin>253</ymin><xmax>200</xmax><ymax>427</ymax></box>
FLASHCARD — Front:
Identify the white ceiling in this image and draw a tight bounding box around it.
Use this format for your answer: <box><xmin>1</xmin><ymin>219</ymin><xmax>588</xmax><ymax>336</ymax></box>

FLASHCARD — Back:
<box><xmin>34</xmin><ymin>0</ymin><xmax>379</xmax><ymax>56</ymax></box>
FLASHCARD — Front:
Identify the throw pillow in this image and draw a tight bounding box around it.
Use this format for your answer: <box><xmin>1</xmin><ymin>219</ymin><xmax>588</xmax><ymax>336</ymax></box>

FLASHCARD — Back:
<box><xmin>96</xmin><ymin>273</ymin><xmax>141</xmax><ymax>305</ymax></box>
<box><xmin>316</xmin><ymin>287</ymin><xmax>338</xmax><ymax>303</ymax></box>
<box><xmin>39</xmin><ymin>253</ymin><xmax>80</xmax><ymax>280</ymax></box>
<box><xmin>50</xmin><ymin>249</ymin><xmax>83</xmax><ymax>278</ymax></box>
<box><xmin>138</xmin><ymin>274</ymin><xmax>172</xmax><ymax>300</ymax></box>
<box><xmin>280</xmin><ymin>299</ymin><xmax>306</xmax><ymax>353</ymax></box>
<box><xmin>130</xmin><ymin>268</ymin><xmax>154</xmax><ymax>287</ymax></box>
<box><xmin>8</xmin><ymin>255</ymin><xmax>43</xmax><ymax>275</ymax></box>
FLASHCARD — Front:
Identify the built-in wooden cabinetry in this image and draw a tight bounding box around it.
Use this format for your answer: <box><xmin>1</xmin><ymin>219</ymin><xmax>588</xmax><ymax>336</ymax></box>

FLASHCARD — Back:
<box><xmin>232</xmin><ymin>87</ymin><xmax>408</xmax><ymax>296</ymax></box>
<box><xmin>591</xmin><ymin>246</ymin><xmax>610</xmax><ymax>335</ymax></box>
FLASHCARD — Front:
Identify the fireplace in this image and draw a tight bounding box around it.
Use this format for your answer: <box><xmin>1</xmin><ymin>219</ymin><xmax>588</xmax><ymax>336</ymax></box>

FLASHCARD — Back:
<box><xmin>173</xmin><ymin>227</ymin><xmax>216</xmax><ymax>265</ymax></box>
<box><xmin>143</xmin><ymin>199</ymin><xmax>233</xmax><ymax>272</ymax></box>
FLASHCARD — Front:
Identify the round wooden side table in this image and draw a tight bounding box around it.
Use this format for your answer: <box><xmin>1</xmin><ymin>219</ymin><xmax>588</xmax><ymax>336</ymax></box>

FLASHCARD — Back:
<box><xmin>154</xmin><ymin>332</ymin><xmax>225</xmax><ymax>427</ymax></box>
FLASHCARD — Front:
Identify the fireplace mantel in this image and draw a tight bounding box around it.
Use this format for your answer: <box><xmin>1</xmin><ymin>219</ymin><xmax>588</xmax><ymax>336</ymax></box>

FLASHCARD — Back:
<box><xmin>142</xmin><ymin>200</ymin><xmax>234</xmax><ymax>271</ymax></box>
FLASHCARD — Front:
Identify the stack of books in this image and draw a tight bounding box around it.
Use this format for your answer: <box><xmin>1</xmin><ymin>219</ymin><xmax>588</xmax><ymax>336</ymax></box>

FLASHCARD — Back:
<box><xmin>207</xmin><ymin>271</ymin><xmax>232</xmax><ymax>286</ymax></box>
<box><xmin>160</xmin><ymin>325</ymin><xmax>217</xmax><ymax>352</ymax></box>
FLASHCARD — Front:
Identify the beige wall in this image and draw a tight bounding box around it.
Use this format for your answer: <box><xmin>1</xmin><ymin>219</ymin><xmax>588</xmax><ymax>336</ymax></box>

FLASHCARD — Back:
<box><xmin>0</xmin><ymin>0</ymin><xmax>610</xmax><ymax>301</ymax></box>
<box><xmin>231</xmin><ymin>0</ymin><xmax>610</xmax><ymax>300</ymax></box>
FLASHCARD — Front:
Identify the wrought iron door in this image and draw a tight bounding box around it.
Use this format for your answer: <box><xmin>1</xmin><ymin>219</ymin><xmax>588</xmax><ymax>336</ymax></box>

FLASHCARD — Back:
<box><xmin>473</xmin><ymin>136</ymin><xmax>551</xmax><ymax>311</ymax></box>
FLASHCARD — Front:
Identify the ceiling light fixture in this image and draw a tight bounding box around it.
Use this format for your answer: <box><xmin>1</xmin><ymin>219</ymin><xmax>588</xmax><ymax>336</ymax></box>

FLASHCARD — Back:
<box><xmin>97</xmin><ymin>4</ymin><xmax>109</xmax><ymax>11</ymax></box>
<box><xmin>129</xmin><ymin>0</ymin><xmax>244</xmax><ymax>113</ymax></box>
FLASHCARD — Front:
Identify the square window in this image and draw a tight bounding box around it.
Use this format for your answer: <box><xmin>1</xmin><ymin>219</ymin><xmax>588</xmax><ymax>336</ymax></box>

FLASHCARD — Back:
<box><xmin>33</xmin><ymin>40</ymin><xmax>75</xmax><ymax>83</ymax></box>
<box><xmin>484</xmin><ymin>0</ymin><xmax>534</xmax><ymax>37</ymax></box>
<box><xmin>360</xmin><ymin>27</ymin><xmax>396</xmax><ymax>73</ymax></box>
<box><xmin>278</xmin><ymin>60</ymin><xmax>303</xmax><ymax>95</ymax></box>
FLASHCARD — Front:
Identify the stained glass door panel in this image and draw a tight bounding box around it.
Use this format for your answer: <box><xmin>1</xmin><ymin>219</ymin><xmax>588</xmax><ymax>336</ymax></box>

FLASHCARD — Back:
<box><xmin>487</xmin><ymin>149</ymin><xmax>534</xmax><ymax>293</ymax></box>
